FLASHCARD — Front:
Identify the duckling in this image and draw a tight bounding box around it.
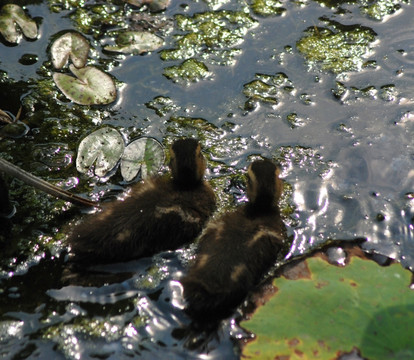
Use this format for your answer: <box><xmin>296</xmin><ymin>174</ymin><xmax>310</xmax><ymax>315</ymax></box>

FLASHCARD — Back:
<box><xmin>67</xmin><ymin>138</ymin><xmax>216</xmax><ymax>264</ymax></box>
<box><xmin>181</xmin><ymin>160</ymin><xmax>287</xmax><ymax>323</ymax></box>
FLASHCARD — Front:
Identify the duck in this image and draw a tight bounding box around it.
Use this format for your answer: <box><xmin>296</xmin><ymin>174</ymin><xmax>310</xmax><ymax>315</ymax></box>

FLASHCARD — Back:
<box><xmin>181</xmin><ymin>159</ymin><xmax>287</xmax><ymax>324</ymax></box>
<box><xmin>0</xmin><ymin>173</ymin><xmax>13</xmax><ymax>242</ymax></box>
<box><xmin>67</xmin><ymin>138</ymin><xmax>216</xmax><ymax>264</ymax></box>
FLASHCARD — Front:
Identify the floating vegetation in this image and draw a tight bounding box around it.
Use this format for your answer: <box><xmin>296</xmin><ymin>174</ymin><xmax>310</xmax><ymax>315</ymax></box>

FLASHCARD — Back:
<box><xmin>251</xmin><ymin>0</ymin><xmax>286</xmax><ymax>17</ymax></box>
<box><xmin>361</xmin><ymin>0</ymin><xmax>408</xmax><ymax>20</ymax></box>
<box><xmin>51</xmin><ymin>32</ymin><xmax>90</xmax><ymax>69</ymax></box>
<box><xmin>243</xmin><ymin>72</ymin><xmax>294</xmax><ymax>110</ymax></box>
<box><xmin>120</xmin><ymin>137</ymin><xmax>165</xmax><ymax>181</ymax></box>
<box><xmin>76</xmin><ymin>127</ymin><xmax>125</xmax><ymax>178</ymax></box>
<box><xmin>296</xmin><ymin>19</ymin><xmax>377</xmax><ymax>74</ymax></box>
<box><xmin>48</xmin><ymin>1</ymin><xmax>127</xmax><ymax>39</ymax></box>
<box><xmin>332</xmin><ymin>81</ymin><xmax>398</xmax><ymax>103</ymax></box>
<box><xmin>53</xmin><ymin>65</ymin><xmax>117</xmax><ymax>105</ymax></box>
<box><xmin>125</xmin><ymin>0</ymin><xmax>171</xmax><ymax>12</ymax></box>
<box><xmin>104</xmin><ymin>31</ymin><xmax>164</xmax><ymax>55</ymax></box>
<box><xmin>163</xmin><ymin>58</ymin><xmax>210</xmax><ymax>84</ymax></box>
<box><xmin>76</xmin><ymin>127</ymin><xmax>164</xmax><ymax>180</ymax></box>
<box><xmin>160</xmin><ymin>10</ymin><xmax>257</xmax><ymax>69</ymax></box>
<box><xmin>242</xmin><ymin>254</ymin><xmax>414</xmax><ymax>359</ymax></box>
<box><xmin>145</xmin><ymin>96</ymin><xmax>180</xmax><ymax>117</ymax></box>
<box><xmin>0</xmin><ymin>4</ymin><xmax>37</xmax><ymax>44</ymax></box>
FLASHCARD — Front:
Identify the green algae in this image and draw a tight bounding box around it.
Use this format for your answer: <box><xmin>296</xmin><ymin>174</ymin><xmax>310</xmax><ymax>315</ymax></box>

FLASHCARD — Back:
<box><xmin>48</xmin><ymin>0</ymin><xmax>127</xmax><ymax>39</ymax></box>
<box><xmin>242</xmin><ymin>72</ymin><xmax>294</xmax><ymax>110</ymax></box>
<box><xmin>361</xmin><ymin>0</ymin><xmax>409</xmax><ymax>20</ymax></box>
<box><xmin>251</xmin><ymin>0</ymin><xmax>286</xmax><ymax>17</ymax></box>
<box><xmin>163</xmin><ymin>58</ymin><xmax>210</xmax><ymax>84</ymax></box>
<box><xmin>296</xmin><ymin>19</ymin><xmax>377</xmax><ymax>74</ymax></box>
<box><xmin>146</xmin><ymin>96</ymin><xmax>180</xmax><ymax>117</ymax></box>
<box><xmin>332</xmin><ymin>81</ymin><xmax>398</xmax><ymax>103</ymax></box>
<box><xmin>160</xmin><ymin>10</ymin><xmax>257</xmax><ymax>69</ymax></box>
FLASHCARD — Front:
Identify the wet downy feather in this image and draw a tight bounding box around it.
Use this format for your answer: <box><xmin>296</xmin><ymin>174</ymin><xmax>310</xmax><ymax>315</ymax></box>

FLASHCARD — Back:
<box><xmin>181</xmin><ymin>160</ymin><xmax>287</xmax><ymax>323</ymax></box>
<box><xmin>66</xmin><ymin>138</ymin><xmax>216</xmax><ymax>264</ymax></box>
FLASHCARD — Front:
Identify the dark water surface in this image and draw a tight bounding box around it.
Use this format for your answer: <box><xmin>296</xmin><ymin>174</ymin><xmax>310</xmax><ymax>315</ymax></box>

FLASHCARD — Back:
<box><xmin>0</xmin><ymin>0</ymin><xmax>413</xmax><ymax>358</ymax></box>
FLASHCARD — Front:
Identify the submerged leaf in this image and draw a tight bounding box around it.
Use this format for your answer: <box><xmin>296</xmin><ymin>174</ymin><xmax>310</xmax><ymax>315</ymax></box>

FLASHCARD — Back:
<box><xmin>242</xmin><ymin>256</ymin><xmax>414</xmax><ymax>359</ymax></box>
<box><xmin>0</xmin><ymin>4</ymin><xmax>37</xmax><ymax>43</ymax></box>
<box><xmin>53</xmin><ymin>65</ymin><xmax>117</xmax><ymax>105</ymax></box>
<box><xmin>51</xmin><ymin>32</ymin><xmax>90</xmax><ymax>69</ymax></box>
<box><xmin>76</xmin><ymin>127</ymin><xmax>125</xmax><ymax>177</ymax></box>
<box><xmin>120</xmin><ymin>137</ymin><xmax>164</xmax><ymax>181</ymax></box>
<box><xmin>104</xmin><ymin>31</ymin><xmax>164</xmax><ymax>55</ymax></box>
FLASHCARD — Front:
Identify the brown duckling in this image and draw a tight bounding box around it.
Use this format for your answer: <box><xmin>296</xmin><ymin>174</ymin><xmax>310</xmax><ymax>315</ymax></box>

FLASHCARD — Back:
<box><xmin>181</xmin><ymin>159</ymin><xmax>287</xmax><ymax>323</ymax></box>
<box><xmin>67</xmin><ymin>138</ymin><xmax>216</xmax><ymax>264</ymax></box>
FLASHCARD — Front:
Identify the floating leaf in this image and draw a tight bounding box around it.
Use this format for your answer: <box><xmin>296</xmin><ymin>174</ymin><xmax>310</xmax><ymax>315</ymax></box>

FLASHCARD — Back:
<box><xmin>104</xmin><ymin>31</ymin><xmax>163</xmax><ymax>55</ymax></box>
<box><xmin>0</xmin><ymin>4</ymin><xmax>37</xmax><ymax>43</ymax></box>
<box><xmin>242</xmin><ymin>256</ymin><xmax>414</xmax><ymax>359</ymax></box>
<box><xmin>120</xmin><ymin>137</ymin><xmax>164</xmax><ymax>181</ymax></box>
<box><xmin>53</xmin><ymin>65</ymin><xmax>117</xmax><ymax>105</ymax></box>
<box><xmin>124</xmin><ymin>0</ymin><xmax>171</xmax><ymax>12</ymax></box>
<box><xmin>76</xmin><ymin>127</ymin><xmax>125</xmax><ymax>177</ymax></box>
<box><xmin>51</xmin><ymin>32</ymin><xmax>90</xmax><ymax>69</ymax></box>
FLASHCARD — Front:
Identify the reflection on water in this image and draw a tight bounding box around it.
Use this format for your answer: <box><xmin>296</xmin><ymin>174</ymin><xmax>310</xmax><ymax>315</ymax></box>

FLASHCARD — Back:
<box><xmin>0</xmin><ymin>0</ymin><xmax>413</xmax><ymax>358</ymax></box>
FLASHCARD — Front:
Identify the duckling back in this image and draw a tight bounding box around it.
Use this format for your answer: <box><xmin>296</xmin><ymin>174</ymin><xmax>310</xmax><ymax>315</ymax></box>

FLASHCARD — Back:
<box><xmin>182</xmin><ymin>160</ymin><xmax>286</xmax><ymax>323</ymax></box>
<box><xmin>67</xmin><ymin>139</ymin><xmax>216</xmax><ymax>264</ymax></box>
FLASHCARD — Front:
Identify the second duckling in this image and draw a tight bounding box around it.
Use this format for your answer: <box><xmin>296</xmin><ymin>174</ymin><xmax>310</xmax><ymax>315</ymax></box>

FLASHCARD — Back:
<box><xmin>67</xmin><ymin>138</ymin><xmax>216</xmax><ymax>264</ymax></box>
<box><xmin>181</xmin><ymin>159</ymin><xmax>287</xmax><ymax>323</ymax></box>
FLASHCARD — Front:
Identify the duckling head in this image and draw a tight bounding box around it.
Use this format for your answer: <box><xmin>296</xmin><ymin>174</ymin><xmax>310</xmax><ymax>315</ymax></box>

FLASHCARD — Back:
<box><xmin>246</xmin><ymin>160</ymin><xmax>283</xmax><ymax>211</ymax></box>
<box><xmin>170</xmin><ymin>138</ymin><xmax>206</xmax><ymax>189</ymax></box>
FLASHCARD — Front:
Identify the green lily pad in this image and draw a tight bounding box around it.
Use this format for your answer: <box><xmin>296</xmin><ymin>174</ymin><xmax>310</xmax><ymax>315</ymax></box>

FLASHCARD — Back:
<box><xmin>242</xmin><ymin>256</ymin><xmax>414</xmax><ymax>359</ymax></box>
<box><xmin>51</xmin><ymin>32</ymin><xmax>90</xmax><ymax>69</ymax></box>
<box><xmin>104</xmin><ymin>31</ymin><xmax>164</xmax><ymax>55</ymax></box>
<box><xmin>0</xmin><ymin>4</ymin><xmax>37</xmax><ymax>43</ymax></box>
<box><xmin>76</xmin><ymin>127</ymin><xmax>125</xmax><ymax>177</ymax></box>
<box><xmin>53</xmin><ymin>65</ymin><xmax>117</xmax><ymax>105</ymax></box>
<box><xmin>120</xmin><ymin>137</ymin><xmax>165</xmax><ymax>181</ymax></box>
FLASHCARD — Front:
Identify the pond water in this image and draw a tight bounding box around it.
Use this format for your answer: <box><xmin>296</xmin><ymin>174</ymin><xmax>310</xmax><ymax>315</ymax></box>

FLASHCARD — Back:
<box><xmin>0</xmin><ymin>0</ymin><xmax>413</xmax><ymax>358</ymax></box>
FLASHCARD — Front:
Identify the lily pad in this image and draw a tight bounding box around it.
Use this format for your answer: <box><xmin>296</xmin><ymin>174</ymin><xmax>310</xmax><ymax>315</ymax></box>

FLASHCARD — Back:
<box><xmin>120</xmin><ymin>137</ymin><xmax>165</xmax><ymax>181</ymax></box>
<box><xmin>242</xmin><ymin>255</ymin><xmax>414</xmax><ymax>359</ymax></box>
<box><xmin>51</xmin><ymin>32</ymin><xmax>90</xmax><ymax>69</ymax></box>
<box><xmin>0</xmin><ymin>4</ymin><xmax>37</xmax><ymax>43</ymax></box>
<box><xmin>104</xmin><ymin>31</ymin><xmax>164</xmax><ymax>55</ymax></box>
<box><xmin>76</xmin><ymin>127</ymin><xmax>125</xmax><ymax>177</ymax></box>
<box><xmin>125</xmin><ymin>0</ymin><xmax>171</xmax><ymax>12</ymax></box>
<box><xmin>53</xmin><ymin>65</ymin><xmax>117</xmax><ymax>105</ymax></box>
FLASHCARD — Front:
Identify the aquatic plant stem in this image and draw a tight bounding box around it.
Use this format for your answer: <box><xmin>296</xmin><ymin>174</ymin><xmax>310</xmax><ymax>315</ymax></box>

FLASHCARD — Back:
<box><xmin>0</xmin><ymin>157</ymin><xmax>99</xmax><ymax>208</ymax></box>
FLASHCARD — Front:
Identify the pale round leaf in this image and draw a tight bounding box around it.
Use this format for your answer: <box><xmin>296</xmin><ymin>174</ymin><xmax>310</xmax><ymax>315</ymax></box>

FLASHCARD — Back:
<box><xmin>53</xmin><ymin>65</ymin><xmax>117</xmax><ymax>105</ymax></box>
<box><xmin>120</xmin><ymin>137</ymin><xmax>164</xmax><ymax>181</ymax></box>
<box><xmin>0</xmin><ymin>4</ymin><xmax>37</xmax><ymax>43</ymax></box>
<box><xmin>76</xmin><ymin>127</ymin><xmax>125</xmax><ymax>178</ymax></box>
<box><xmin>104</xmin><ymin>31</ymin><xmax>164</xmax><ymax>55</ymax></box>
<box><xmin>51</xmin><ymin>32</ymin><xmax>90</xmax><ymax>69</ymax></box>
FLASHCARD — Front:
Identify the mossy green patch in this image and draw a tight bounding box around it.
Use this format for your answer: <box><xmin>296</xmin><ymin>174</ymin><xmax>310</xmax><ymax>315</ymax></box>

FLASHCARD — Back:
<box><xmin>160</xmin><ymin>10</ymin><xmax>257</xmax><ymax>69</ymax></box>
<box><xmin>296</xmin><ymin>20</ymin><xmax>377</xmax><ymax>74</ymax></box>
<box><xmin>242</xmin><ymin>256</ymin><xmax>414</xmax><ymax>359</ymax></box>
<box><xmin>242</xmin><ymin>72</ymin><xmax>294</xmax><ymax>110</ymax></box>
<box><xmin>163</xmin><ymin>58</ymin><xmax>210</xmax><ymax>84</ymax></box>
<box><xmin>361</xmin><ymin>0</ymin><xmax>409</xmax><ymax>20</ymax></box>
<box><xmin>251</xmin><ymin>0</ymin><xmax>286</xmax><ymax>17</ymax></box>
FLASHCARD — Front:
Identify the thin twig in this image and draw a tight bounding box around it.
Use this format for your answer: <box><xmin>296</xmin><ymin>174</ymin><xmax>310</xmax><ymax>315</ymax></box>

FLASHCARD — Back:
<box><xmin>0</xmin><ymin>157</ymin><xmax>100</xmax><ymax>208</ymax></box>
